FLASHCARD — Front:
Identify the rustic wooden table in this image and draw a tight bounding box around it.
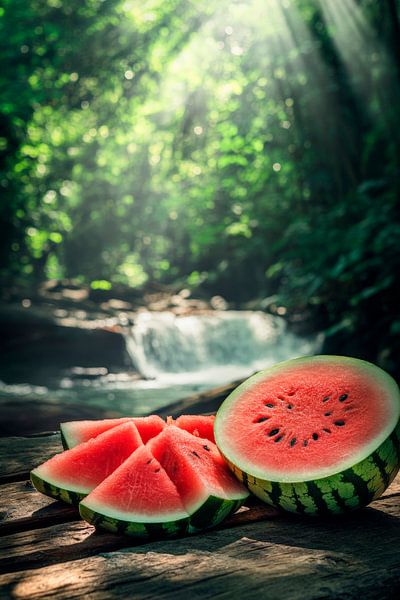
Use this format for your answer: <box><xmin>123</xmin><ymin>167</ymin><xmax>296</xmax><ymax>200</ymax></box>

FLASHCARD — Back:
<box><xmin>1</xmin><ymin>431</ymin><xmax>399</xmax><ymax>599</ymax></box>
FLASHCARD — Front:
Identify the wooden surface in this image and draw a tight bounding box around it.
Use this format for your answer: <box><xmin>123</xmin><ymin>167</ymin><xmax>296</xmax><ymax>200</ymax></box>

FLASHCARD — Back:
<box><xmin>1</xmin><ymin>433</ymin><xmax>400</xmax><ymax>599</ymax></box>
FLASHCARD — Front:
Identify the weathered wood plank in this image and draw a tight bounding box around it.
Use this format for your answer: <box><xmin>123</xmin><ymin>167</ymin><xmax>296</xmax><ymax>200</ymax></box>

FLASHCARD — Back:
<box><xmin>0</xmin><ymin>481</ymin><xmax>76</xmax><ymax>536</ymax></box>
<box><xmin>0</xmin><ymin>433</ymin><xmax>62</xmax><ymax>483</ymax></box>
<box><xmin>0</xmin><ymin>486</ymin><xmax>399</xmax><ymax>576</ymax></box>
<box><xmin>1</xmin><ymin>503</ymin><xmax>400</xmax><ymax>600</ymax></box>
<box><xmin>0</xmin><ymin>501</ymin><xmax>279</xmax><ymax>574</ymax></box>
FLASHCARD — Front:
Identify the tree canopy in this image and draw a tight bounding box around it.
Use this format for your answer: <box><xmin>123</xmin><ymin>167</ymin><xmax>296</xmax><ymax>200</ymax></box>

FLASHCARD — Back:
<box><xmin>1</xmin><ymin>0</ymin><xmax>399</xmax><ymax>372</ymax></box>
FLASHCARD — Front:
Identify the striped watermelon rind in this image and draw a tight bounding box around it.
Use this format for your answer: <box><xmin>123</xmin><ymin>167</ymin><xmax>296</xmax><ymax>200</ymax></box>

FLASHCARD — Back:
<box><xmin>215</xmin><ymin>356</ymin><xmax>400</xmax><ymax>515</ymax></box>
<box><xmin>30</xmin><ymin>470</ymin><xmax>86</xmax><ymax>505</ymax></box>
<box><xmin>223</xmin><ymin>422</ymin><xmax>400</xmax><ymax>515</ymax></box>
<box><xmin>79</xmin><ymin>495</ymin><xmax>244</xmax><ymax>538</ymax></box>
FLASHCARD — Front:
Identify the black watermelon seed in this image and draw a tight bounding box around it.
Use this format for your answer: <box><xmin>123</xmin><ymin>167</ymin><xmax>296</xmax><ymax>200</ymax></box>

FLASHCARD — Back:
<box><xmin>269</xmin><ymin>428</ymin><xmax>280</xmax><ymax>436</ymax></box>
<box><xmin>287</xmin><ymin>404</ymin><xmax>293</xmax><ymax>410</ymax></box>
<box><xmin>146</xmin><ymin>459</ymin><xmax>153</xmax><ymax>464</ymax></box>
<box><xmin>274</xmin><ymin>435</ymin><xmax>284</xmax><ymax>443</ymax></box>
<box><xmin>290</xmin><ymin>438</ymin><xmax>297</xmax><ymax>447</ymax></box>
<box><xmin>339</xmin><ymin>394</ymin><xmax>348</xmax><ymax>402</ymax></box>
<box><xmin>303</xmin><ymin>439</ymin><xmax>308</xmax><ymax>447</ymax></box>
<box><xmin>255</xmin><ymin>416</ymin><xmax>269</xmax><ymax>423</ymax></box>
<box><xmin>203</xmin><ymin>445</ymin><xmax>210</xmax><ymax>451</ymax></box>
<box><xmin>312</xmin><ymin>433</ymin><xmax>319</xmax><ymax>441</ymax></box>
<box><xmin>334</xmin><ymin>420</ymin><xmax>345</xmax><ymax>427</ymax></box>
<box><xmin>192</xmin><ymin>451</ymin><xmax>201</xmax><ymax>458</ymax></box>
<box><xmin>265</xmin><ymin>403</ymin><xmax>275</xmax><ymax>408</ymax></box>
<box><xmin>324</xmin><ymin>412</ymin><xmax>332</xmax><ymax>416</ymax></box>
<box><xmin>322</xmin><ymin>396</ymin><xmax>330</xmax><ymax>402</ymax></box>
<box><xmin>154</xmin><ymin>467</ymin><xmax>161</xmax><ymax>473</ymax></box>
<box><xmin>323</xmin><ymin>428</ymin><xmax>332</xmax><ymax>433</ymax></box>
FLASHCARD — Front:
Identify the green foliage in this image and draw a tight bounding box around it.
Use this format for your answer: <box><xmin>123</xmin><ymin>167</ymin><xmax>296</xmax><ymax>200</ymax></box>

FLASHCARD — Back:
<box><xmin>0</xmin><ymin>0</ymin><xmax>399</xmax><ymax>371</ymax></box>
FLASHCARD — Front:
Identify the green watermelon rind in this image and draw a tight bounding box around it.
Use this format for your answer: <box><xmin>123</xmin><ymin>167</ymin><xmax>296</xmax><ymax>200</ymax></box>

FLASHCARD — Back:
<box><xmin>222</xmin><ymin>421</ymin><xmax>400</xmax><ymax>516</ymax></box>
<box><xmin>60</xmin><ymin>428</ymin><xmax>69</xmax><ymax>451</ymax></box>
<box><xmin>30</xmin><ymin>470</ymin><xmax>86</xmax><ymax>505</ymax></box>
<box><xmin>79</xmin><ymin>495</ymin><xmax>246</xmax><ymax>538</ymax></box>
<box><xmin>215</xmin><ymin>356</ymin><xmax>400</xmax><ymax>516</ymax></box>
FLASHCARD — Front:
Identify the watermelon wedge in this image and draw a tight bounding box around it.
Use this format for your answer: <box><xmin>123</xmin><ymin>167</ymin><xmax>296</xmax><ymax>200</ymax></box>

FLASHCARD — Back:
<box><xmin>60</xmin><ymin>414</ymin><xmax>215</xmax><ymax>449</ymax></box>
<box><xmin>79</xmin><ymin>426</ymin><xmax>248</xmax><ymax>537</ymax></box>
<box><xmin>80</xmin><ymin>445</ymin><xmax>191</xmax><ymax>538</ymax></box>
<box><xmin>174</xmin><ymin>414</ymin><xmax>215</xmax><ymax>443</ymax></box>
<box><xmin>214</xmin><ymin>355</ymin><xmax>400</xmax><ymax>515</ymax></box>
<box><xmin>60</xmin><ymin>415</ymin><xmax>166</xmax><ymax>449</ymax></box>
<box><xmin>31</xmin><ymin>422</ymin><xmax>143</xmax><ymax>504</ymax></box>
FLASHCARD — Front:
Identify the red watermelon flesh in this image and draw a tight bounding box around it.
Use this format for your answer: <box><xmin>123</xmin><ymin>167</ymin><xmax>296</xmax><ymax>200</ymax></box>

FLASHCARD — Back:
<box><xmin>174</xmin><ymin>415</ymin><xmax>215</xmax><ymax>444</ymax></box>
<box><xmin>61</xmin><ymin>414</ymin><xmax>215</xmax><ymax>450</ymax></box>
<box><xmin>83</xmin><ymin>445</ymin><xmax>188</xmax><ymax>521</ymax></box>
<box><xmin>60</xmin><ymin>415</ymin><xmax>165</xmax><ymax>448</ymax></box>
<box><xmin>215</xmin><ymin>356</ymin><xmax>400</xmax><ymax>482</ymax></box>
<box><xmin>32</xmin><ymin>422</ymin><xmax>143</xmax><ymax>494</ymax></box>
<box><xmin>149</xmin><ymin>426</ymin><xmax>245</xmax><ymax>511</ymax></box>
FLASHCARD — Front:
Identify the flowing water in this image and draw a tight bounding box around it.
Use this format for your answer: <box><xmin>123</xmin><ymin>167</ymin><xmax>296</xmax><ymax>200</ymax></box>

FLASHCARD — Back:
<box><xmin>0</xmin><ymin>310</ymin><xmax>322</xmax><ymax>417</ymax></box>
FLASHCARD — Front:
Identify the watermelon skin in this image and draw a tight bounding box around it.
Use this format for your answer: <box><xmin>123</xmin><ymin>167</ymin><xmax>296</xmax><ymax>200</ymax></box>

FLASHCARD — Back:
<box><xmin>79</xmin><ymin>496</ymin><xmax>243</xmax><ymax>538</ymax></box>
<box><xmin>224</xmin><ymin>423</ymin><xmax>400</xmax><ymax>515</ymax></box>
<box><xmin>79</xmin><ymin>502</ymin><xmax>190</xmax><ymax>538</ymax></box>
<box><xmin>187</xmin><ymin>496</ymin><xmax>244</xmax><ymax>532</ymax></box>
<box><xmin>215</xmin><ymin>356</ymin><xmax>400</xmax><ymax>516</ymax></box>
<box><xmin>30</xmin><ymin>471</ymin><xmax>86</xmax><ymax>505</ymax></box>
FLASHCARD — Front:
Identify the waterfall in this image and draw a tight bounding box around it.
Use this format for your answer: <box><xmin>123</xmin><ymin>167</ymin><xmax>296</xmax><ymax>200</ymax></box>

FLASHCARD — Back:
<box><xmin>124</xmin><ymin>311</ymin><xmax>322</xmax><ymax>385</ymax></box>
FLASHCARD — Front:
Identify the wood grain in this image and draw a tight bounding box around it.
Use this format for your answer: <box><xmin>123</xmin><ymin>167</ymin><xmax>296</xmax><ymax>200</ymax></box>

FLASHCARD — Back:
<box><xmin>1</xmin><ymin>504</ymin><xmax>400</xmax><ymax>599</ymax></box>
<box><xmin>0</xmin><ymin>501</ymin><xmax>280</xmax><ymax>574</ymax></box>
<box><xmin>0</xmin><ymin>430</ymin><xmax>399</xmax><ymax>599</ymax></box>
<box><xmin>0</xmin><ymin>433</ymin><xmax>62</xmax><ymax>483</ymax></box>
<box><xmin>0</xmin><ymin>480</ymin><xmax>76</xmax><ymax>536</ymax></box>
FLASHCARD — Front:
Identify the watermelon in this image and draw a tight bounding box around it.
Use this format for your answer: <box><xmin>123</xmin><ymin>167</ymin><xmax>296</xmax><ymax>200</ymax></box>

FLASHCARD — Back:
<box><xmin>174</xmin><ymin>414</ymin><xmax>215</xmax><ymax>443</ymax></box>
<box><xmin>214</xmin><ymin>355</ymin><xmax>400</xmax><ymax>515</ymax></box>
<box><xmin>80</xmin><ymin>426</ymin><xmax>248</xmax><ymax>537</ymax></box>
<box><xmin>31</xmin><ymin>422</ymin><xmax>143</xmax><ymax>504</ymax></box>
<box><xmin>60</xmin><ymin>415</ymin><xmax>166</xmax><ymax>449</ymax></box>
<box><xmin>60</xmin><ymin>414</ymin><xmax>215</xmax><ymax>449</ymax></box>
<box><xmin>79</xmin><ymin>445</ymin><xmax>190</xmax><ymax>538</ymax></box>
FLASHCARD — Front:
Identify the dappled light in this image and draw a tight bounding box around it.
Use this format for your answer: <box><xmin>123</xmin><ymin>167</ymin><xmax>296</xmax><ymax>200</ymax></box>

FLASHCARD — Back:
<box><xmin>1</xmin><ymin>0</ymin><xmax>400</xmax><ymax>411</ymax></box>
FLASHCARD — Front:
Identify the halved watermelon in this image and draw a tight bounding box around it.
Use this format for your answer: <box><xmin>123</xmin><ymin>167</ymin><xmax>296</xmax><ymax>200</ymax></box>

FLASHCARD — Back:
<box><xmin>215</xmin><ymin>355</ymin><xmax>400</xmax><ymax>515</ymax></box>
<box><xmin>80</xmin><ymin>426</ymin><xmax>248</xmax><ymax>537</ymax></box>
<box><xmin>60</xmin><ymin>415</ymin><xmax>166</xmax><ymax>449</ymax></box>
<box><xmin>31</xmin><ymin>422</ymin><xmax>143</xmax><ymax>504</ymax></box>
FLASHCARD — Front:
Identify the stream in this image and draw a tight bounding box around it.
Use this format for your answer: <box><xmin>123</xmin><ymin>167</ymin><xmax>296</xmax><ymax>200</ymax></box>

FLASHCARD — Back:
<box><xmin>0</xmin><ymin>310</ymin><xmax>322</xmax><ymax>418</ymax></box>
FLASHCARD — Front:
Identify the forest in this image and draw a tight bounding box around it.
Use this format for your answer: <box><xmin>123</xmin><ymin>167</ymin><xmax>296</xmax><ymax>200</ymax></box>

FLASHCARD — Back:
<box><xmin>1</xmin><ymin>0</ymin><xmax>400</xmax><ymax>376</ymax></box>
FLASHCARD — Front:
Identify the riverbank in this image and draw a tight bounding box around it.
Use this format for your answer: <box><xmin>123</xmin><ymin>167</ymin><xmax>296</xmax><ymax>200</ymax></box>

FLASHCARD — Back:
<box><xmin>0</xmin><ymin>280</ymin><xmax>320</xmax><ymax>436</ymax></box>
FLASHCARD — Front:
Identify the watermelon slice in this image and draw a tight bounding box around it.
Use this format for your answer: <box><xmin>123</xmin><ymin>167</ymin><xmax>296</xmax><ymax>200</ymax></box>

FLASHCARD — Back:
<box><xmin>214</xmin><ymin>355</ymin><xmax>400</xmax><ymax>515</ymax></box>
<box><xmin>60</xmin><ymin>414</ymin><xmax>215</xmax><ymax>449</ymax></box>
<box><xmin>174</xmin><ymin>414</ymin><xmax>215</xmax><ymax>443</ymax></box>
<box><xmin>31</xmin><ymin>422</ymin><xmax>143</xmax><ymax>504</ymax></box>
<box><xmin>80</xmin><ymin>445</ymin><xmax>190</xmax><ymax>538</ymax></box>
<box><xmin>79</xmin><ymin>426</ymin><xmax>248</xmax><ymax>537</ymax></box>
<box><xmin>60</xmin><ymin>415</ymin><xmax>166</xmax><ymax>449</ymax></box>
